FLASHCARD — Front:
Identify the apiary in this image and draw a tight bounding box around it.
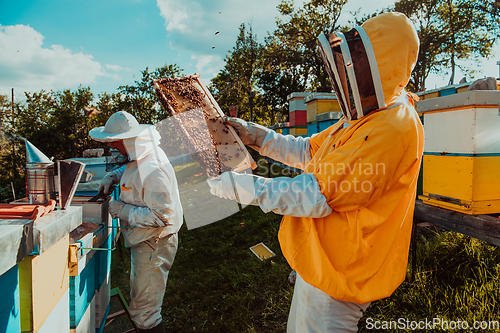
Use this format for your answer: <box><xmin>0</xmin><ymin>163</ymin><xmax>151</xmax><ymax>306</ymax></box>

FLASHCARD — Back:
<box><xmin>418</xmin><ymin>90</ymin><xmax>500</xmax><ymax>214</ymax></box>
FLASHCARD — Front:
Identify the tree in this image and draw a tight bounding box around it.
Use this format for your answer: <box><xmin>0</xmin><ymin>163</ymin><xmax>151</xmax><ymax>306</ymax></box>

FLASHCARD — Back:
<box><xmin>211</xmin><ymin>23</ymin><xmax>267</xmax><ymax>123</ymax></box>
<box><xmin>264</xmin><ymin>0</ymin><xmax>349</xmax><ymax>93</ymax></box>
<box><xmin>0</xmin><ymin>93</ymin><xmax>26</xmax><ymax>202</ymax></box>
<box><xmin>394</xmin><ymin>0</ymin><xmax>500</xmax><ymax>91</ymax></box>
<box><xmin>118</xmin><ymin>64</ymin><xmax>183</xmax><ymax>124</ymax></box>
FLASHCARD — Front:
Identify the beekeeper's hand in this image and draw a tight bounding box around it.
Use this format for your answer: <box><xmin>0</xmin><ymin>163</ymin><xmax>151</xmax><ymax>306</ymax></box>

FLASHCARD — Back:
<box><xmin>225</xmin><ymin>117</ymin><xmax>271</xmax><ymax>150</ymax></box>
<box><xmin>206</xmin><ymin>171</ymin><xmax>257</xmax><ymax>205</ymax></box>
<box><xmin>108</xmin><ymin>199</ymin><xmax>133</xmax><ymax>224</ymax></box>
<box><xmin>99</xmin><ymin>172</ymin><xmax>119</xmax><ymax>196</ymax></box>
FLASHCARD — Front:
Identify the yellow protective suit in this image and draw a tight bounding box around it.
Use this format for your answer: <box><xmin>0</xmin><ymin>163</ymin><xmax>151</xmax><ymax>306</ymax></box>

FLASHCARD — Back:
<box><xmin>278</xmin><ymin>12</ymin><xmax>424</xmax><ymax>304</ymax></box>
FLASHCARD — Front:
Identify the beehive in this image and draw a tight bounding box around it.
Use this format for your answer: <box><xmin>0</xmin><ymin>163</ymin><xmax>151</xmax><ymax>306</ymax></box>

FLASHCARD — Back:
<box><xmin>418</xmin><ymin>90</ymin><xmax>500</xmax><ymax>214</ymax></box>
<box><xmin>36</xmin><ymin>289</ymin><xmax>70</xmax><ymax>333</ymax></box>
<box><xmin>288</xmin><ymin>92</ymin><xmax>309</xmax><ymax>126</ymax></box>
<box><xmin>307</xmin><ymin>122</ymin><xmax>319</xmax><ymax>136</ymax></box>
<box><xmin>318</xmin><ymin>119</ymin><xmax>338</xmax><ymax>132</ymax></box>
<box><xmin>95</xmin><ymin>270</ymin><xmax>111</xmax><ymax>331</ymax></box>
<box><xmin>19</xmin><ymin>234</ymin><xmax>70</xmax><ymax>332</ymax></box>
<box><xmin>305</xmin><ymin>93</ymin><xmax>340</xmax><ymax>123</ymax></box>
<box><xmin>0</xmin><ymin>265</ymin><xmax>20</xmax><ymax>333</ymax></box>
<box><xmin>421</xmin><ymin>155</ymin><xmax>500</xmax><ymax>214</ymax></box>
<box><xmin>289</xmin><ymin>126</ymin><xmax>307</xmax><ymax>136</ymax></box>
<box><xmin>70</xmin><ymin>297</ymin><xmax>95</xmax><ymax>333</ymax></box>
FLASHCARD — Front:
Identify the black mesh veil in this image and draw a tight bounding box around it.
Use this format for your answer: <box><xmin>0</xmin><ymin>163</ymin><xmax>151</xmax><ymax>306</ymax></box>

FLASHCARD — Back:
<box><xmin>317</xmin><ymin>27</ymin><xmax>385</xmax><ymax>120</ymax></box>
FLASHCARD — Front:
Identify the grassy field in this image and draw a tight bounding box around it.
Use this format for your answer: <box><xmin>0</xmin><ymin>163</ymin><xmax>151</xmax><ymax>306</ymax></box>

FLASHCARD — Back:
<box><xmin>106</xmin><ymin>159</ymin><xmax>500</xmax><ymax>333</ymax></box>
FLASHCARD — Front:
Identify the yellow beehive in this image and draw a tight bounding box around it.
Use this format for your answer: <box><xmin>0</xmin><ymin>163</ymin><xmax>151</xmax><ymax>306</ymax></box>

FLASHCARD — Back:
<box><xmin>423</xmin><ymin>91</ymin><xmax>439</xmax><ymax>99</ymax></box>
<box><xmin>305</xmin><ymin>93</ymin><xmax>340</xmax><ymax>123</ymax></box>
<box><xmin>420</xmin><ymin>154</ymin><xmax>500</xmax><ymax>214</ymax></box>
<box><xmin>289</xmin><ymin>127</ymin><xmax>307</xmax><ymax>136</ymax></box>
<box><xmin>418</xmin><ymin>90</ymin><xmax>500</xmax><ymax>214</ymax></box>
<box><xmin>19</xmin><ymin>235</ymin><xmax>70</xmax><ymax>332</ymax></box>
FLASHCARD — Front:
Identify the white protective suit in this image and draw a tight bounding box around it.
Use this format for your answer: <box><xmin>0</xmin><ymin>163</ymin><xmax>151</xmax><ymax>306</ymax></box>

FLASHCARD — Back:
<box><xmin>92</xmin><ymin>117</ymin><xmax>183</xmax><ymax>331</ymax></box>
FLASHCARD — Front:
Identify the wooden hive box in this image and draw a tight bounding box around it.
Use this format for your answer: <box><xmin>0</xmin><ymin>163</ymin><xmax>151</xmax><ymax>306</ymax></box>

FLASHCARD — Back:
<box><xmin>19</xmin><ymin>234</ymin><xmax>70</xmax><ymax>332</ymax></box>
<box><xmin>0</xmin><ymin>265</ymin><xmax>21</xmax><ymax>333</ymax></box>
<box><xmin>35</xmin><ymin>289</ymin><xmax>70</xmax><ymax>333</ymax></box>
<box><xmin>94</xmin><ymin>269</ymin><xmax>111</xmax><ymax>332</ymax></box>
<box><xmin>70</xmin><ymin>297</ymin><xmax>95</xmax><ymax>333</ymax></box>
<box><xmin>418</xmin><ymin>90</ymin><xmax>500</xmax><ymax>214</ymax></box>
<box><xmin>305</xmin><ymin>93</ymin><xmax>340</xmax><ymax>123</ymax></box>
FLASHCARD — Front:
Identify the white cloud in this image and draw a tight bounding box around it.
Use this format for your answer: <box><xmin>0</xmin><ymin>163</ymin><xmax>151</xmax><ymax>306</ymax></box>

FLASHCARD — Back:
<box><xmin>191</xmin><ymin>54</ymin><xmax>224</xmax><ymax>78</ymax></box>
<box><xmin>156</xmin><ymin>0</ymin><xmax>190</xmax><ymax>33</ymax></box>
<box><xmin>105</xmin><ymin>64</ymin><xmax>124</xmax><ymax>71</ymax></box>
<box><xmin>0</xmin><ymin>24</ymin><xmax>105</xmax><ymax>96</ymax></box>
<box><xmin>156</xmin><ymin>0</ymin><xmax>282</xmax><ymax>80</ymax></box>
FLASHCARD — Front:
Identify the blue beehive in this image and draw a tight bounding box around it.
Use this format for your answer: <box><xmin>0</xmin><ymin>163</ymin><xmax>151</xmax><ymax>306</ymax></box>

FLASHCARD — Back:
<box><xmin>0</xmin><ymin>265</ymin><xmax>20</xmax><ymax>333</ymax></box>
<box><xmin>440</xmin><ymin>86</ymin><xmax>457</xmax><ymax>96</ymax></box>
<box><xmin>70</xmin><ymin>253</ymin><xmax>97</xmax><ymax>329</ymax></box>
<box><xmin>318</xmin><ymin>119</ymin><xmax>338</xmax><ymax>132</ymax></box>
<box><xmin>307</xmin><ymin>122</ymin><xmax>319</xmax><ymax>136</ymax></box>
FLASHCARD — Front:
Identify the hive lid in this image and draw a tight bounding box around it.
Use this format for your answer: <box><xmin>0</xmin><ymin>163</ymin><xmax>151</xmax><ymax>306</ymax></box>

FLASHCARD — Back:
<box><xmin>417</xmin><ymin>90</ymin><xmax>500</xmax><ymax>113</ymax></box>
<box><xmin>25</xmin><ymin>140</ymin><xmax>52</xmax><ymax>164</ymax></box>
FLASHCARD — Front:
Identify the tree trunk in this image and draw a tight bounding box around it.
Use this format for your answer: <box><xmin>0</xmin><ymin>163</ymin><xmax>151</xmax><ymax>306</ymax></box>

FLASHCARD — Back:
<box><xmin>448</xmin><ymin>53</ymin><xmax>456</xmax><ymax>86</ymax></box>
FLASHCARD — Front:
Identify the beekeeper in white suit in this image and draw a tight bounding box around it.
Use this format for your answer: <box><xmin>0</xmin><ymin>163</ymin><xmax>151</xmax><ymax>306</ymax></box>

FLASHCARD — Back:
<box><xmin>90</xmin><ymin>111</ymin><xmax>183</xmax><ymax>333</ymax></box>
<box><xmin>208</xmin><ymin>12</ymin><xmax>424</xmax><ymax>332</ymax></box>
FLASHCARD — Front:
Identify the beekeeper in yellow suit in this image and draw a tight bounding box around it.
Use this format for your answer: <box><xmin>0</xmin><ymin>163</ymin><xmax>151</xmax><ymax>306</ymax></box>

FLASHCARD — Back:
<box><xmin>90</xmin><ymin>111</ymin><xmax>183</xmax><ymax>333</ymax></box>
<box><xmin>208</xmin><ymin>12</ymin><xmax>423</xmax><ymax>332</ymax></box>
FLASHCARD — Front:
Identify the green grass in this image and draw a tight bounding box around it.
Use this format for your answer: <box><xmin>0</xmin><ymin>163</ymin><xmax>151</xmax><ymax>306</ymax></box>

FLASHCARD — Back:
<box><xmin>359</xmin><ymin>227</ymin><xmax>500</xmax><ymax>332</ymax></box>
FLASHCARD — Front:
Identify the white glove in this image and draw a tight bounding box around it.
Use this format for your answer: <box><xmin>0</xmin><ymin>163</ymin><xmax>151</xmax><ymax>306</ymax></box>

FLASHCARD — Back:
<box><xmin>225</xmin><ymin>117</ymin><xmax>271</xmax><ymax>150</ymax></box>
<box><xmin>99</xmin><ymin>172</ymin><xmax>119</xmax><ymax>196</ymax></box>
<box><xmin>108</xmin><ymin>200</ymin><xmax>133</xmax><ymax>225</ymax></box>
<box><xmin>207</xmin><ymin>172</ymin><xmax>257</xmax><ymax>205</ymax></box>
<box><xmin>208</xmin><ymin>171</ymin><xmax>332</xmax><ymax>218</ymax></box>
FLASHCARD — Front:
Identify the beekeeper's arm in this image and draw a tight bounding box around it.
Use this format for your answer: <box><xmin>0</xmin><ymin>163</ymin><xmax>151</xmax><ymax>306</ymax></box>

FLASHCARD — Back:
<box><xmin>208</xmin><ymin>171</ymin><xmax>332</xmax><ymax>217</ymax></box>
<box><xmin>98</xmin><ymin>165</ymin><xmax>126</xmax><ymax>195</ymax></box>
<box><xmin>226</xmin><ymin>117</ymin><xmax>313</xmax><ymax>170</ymax></box>
<box><xmin>109</xmin><ymin>169</ymin><xmax>178</xmax><ymax>228</ymax></box>
<box><xmin>208</xmin><ymin>118</ymin><xmax>414</xmax><ymax>217</ymax></box>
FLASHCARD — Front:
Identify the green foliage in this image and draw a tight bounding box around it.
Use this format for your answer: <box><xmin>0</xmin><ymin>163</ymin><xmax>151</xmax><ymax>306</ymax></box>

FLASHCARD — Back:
<box><xmin>210</xmin><ymin>23</ymin><xmax>266</xmax><ymax>124</ymax></box>
<box><xmin>118</xmin><ymin>64</ymin><xmax>183</xmax><ymax>124</ymax></box>
<box><xmin>394</xmin><ymin>0</ymin><xmax>500</xmax><ymax>90</ymax></box>
<box><xmin>265</xmin><ymin>0</ymin><xmax>349</xmax><ymax>93</ymax></box>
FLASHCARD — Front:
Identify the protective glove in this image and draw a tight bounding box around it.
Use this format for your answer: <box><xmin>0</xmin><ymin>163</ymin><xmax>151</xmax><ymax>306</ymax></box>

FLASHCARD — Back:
<box><xmin>108</xmin><ymin>199</ymin><xmax>134</xmax><ymax>225</ymax></box>
<box><xmin>225</xmin><ymin>117</ymin><xmax>271</xmax><ymax>151</ymax></box>
<box><xmin>99</xmin><ymin>172</ymin><xmax>119</xmax><ymax>196</ymax></box>
<box><xmin>208</xmin><ymin>171</ymin><xmax>332</xmax><ymax>218</ymax></box>
<box><xmin>206</xmin><ymin>172</ymin><xmax>257</xmax><ymax>205</ymax></box>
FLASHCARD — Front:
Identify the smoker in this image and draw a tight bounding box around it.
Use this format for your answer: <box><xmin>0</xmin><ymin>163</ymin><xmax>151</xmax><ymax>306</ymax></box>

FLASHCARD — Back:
<box><xmin>25</xmin><ymin>140</ymin><xmax>56</xmax><ymax>205</ymax></box>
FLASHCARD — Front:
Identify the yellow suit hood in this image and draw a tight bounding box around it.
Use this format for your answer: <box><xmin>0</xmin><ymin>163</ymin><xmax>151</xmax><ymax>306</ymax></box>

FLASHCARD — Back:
<box><xmin>362</xmin><ymin>12</ymin><xmax>419</xmax><ymax>106</ymax></box>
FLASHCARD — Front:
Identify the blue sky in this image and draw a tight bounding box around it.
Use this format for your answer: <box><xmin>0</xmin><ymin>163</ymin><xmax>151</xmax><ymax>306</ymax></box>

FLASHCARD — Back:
<box><xmin>1</xmin><ymin>0</ymin><xmax>499</xmax><ymax>102</ymax></box>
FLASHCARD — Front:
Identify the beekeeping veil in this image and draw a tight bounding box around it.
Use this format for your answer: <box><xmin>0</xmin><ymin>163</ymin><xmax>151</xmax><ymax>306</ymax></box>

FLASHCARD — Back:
<box><xmin>317</xmin><ymin>12</ymin><xmax>419</xmax><ymax>120</ymax></box>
